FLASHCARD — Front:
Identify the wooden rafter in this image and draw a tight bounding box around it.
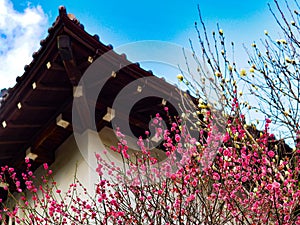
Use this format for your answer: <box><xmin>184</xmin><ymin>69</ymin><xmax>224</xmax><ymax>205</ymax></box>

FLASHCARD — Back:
<box><xmin>57</xmin><ymin>34</ymin><xmax>93</xmax><ymax>131</ymax></box>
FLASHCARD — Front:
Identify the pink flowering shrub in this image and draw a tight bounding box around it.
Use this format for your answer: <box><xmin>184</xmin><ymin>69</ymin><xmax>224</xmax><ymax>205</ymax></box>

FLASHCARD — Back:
<box><xmin>0</xmin><ymin>102</ymin><xmax>299</xmax><ymax>224</ymax></box>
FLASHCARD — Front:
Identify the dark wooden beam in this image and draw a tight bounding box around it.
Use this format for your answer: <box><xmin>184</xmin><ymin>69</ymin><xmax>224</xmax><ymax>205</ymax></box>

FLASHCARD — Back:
<box><xmin>57</xmin><ymin>34</ymin><xmax>93</xmax><ymax>130</ymax></box>
<box><xmin>57</xmin><ymin>35</ymin><xmax>81</xmax><ymax>86</ymax></box>
<box><xmin>31</xmin><ymin>112</ymin><xmax>72</xmax><ymax>151</ymax></box>
<box><xmin>45</xmin><ymin>61</ymin><xmax>65</xmax><ymax>71</ymax></box>
<box><xmin>0</xmin><ymin>140</ymin><xmax>27</xmax><ymax>145</ymax></box>
<box><xmin>6</xmin><ymin>123</ymin><xmax>42</xmax><ymax>129</ymax></box>
<box><xmin>36</xmin><ymin>83</ymin><xmax>71</xmax><ymax>92</ymax></box>
<box><xmin>22</xmin><ymin>102</ymin><xmax>58</xmax><ymax>111</ymax></box>
<box><xmin>33</xmin><ymin>147</ymin><xmax>55</xmax><ymax>164</ymax></box>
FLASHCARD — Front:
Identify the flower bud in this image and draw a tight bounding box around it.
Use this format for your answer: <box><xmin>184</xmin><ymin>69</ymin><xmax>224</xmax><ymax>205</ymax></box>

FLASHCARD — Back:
<box><xmin>219</xmin><ymin>29</ymin><xmax>223</xmax><ymax>35</ymax></box>
<box><xmin>176</xmin><ymin>74</ymin><xmax>183</xmax><ymax>81</ymax></box>
<box><xmin>240</xmin><ymin>68</ymin><xmax>247</xmax><ymax>76</ymax></box>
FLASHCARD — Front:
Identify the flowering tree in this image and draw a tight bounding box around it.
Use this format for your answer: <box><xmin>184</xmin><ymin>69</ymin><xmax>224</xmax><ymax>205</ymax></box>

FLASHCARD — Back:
<box><xmin>242</xmin><ymin>0</ymin><xmax>300</xmax><ymax>144</ymax></box>
<box><xmin>194</xmin><ymin>0</ymin><xmax>300</xmax><ymax>145</ymax></box>
<box><xmin>0</xmin><ymin>0</ymin><xmax>300</xmax><ymax>224</ymax></box>
<box><xmin>0</xmin><ymin>108</ymin><xmax>299</xmax><ymax>224</ymax></box>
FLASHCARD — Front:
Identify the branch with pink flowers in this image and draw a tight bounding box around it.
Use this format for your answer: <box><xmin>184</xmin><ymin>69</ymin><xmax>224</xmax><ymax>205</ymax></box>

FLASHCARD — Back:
<box><xmin>0</xmin><ymin>0</ymin><xmax>300</xmax><ymax>224</ymax></box>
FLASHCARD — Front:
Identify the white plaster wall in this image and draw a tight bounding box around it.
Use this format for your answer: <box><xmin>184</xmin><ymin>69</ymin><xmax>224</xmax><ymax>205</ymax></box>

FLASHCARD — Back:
<box><xmin>49</xmin><ymin>134</ymin><xmax>91</xmax><ymax>192</ymax></box>
<box><xmin>48</xmin><ymin>128</ymin><xmax>120</xmax><ymax>194</ymax></box>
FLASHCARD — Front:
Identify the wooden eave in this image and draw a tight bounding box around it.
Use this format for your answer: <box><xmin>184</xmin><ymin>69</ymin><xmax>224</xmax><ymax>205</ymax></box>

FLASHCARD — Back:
<box><xmin>0</xmin><ymin>6</ymin><xmax>182</xmax><ymax>171</ymax></box>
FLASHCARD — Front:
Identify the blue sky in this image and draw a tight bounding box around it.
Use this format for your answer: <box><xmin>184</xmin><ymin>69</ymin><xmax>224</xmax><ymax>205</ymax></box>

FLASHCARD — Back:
<box><xmin>12</xmin><ymin>0</ymin><xmax>275</xmax><ymax>45</ymax></box>
<box><xmin>0</xmin><ymin>0</ymin><xmax>283</xmax><ymax>89</ymax></box>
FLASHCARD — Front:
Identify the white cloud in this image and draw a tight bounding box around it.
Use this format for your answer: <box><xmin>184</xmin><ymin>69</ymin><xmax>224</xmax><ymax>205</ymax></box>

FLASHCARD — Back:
<box><xmin>0</xmin><ymin>0</ymin><xmax>48</xmax><ymax>89</ymax></box>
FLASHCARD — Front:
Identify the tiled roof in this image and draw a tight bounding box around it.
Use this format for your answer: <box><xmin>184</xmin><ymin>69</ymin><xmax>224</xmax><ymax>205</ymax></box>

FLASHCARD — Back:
<box><xmin>0</xmin><ymin>6</ymin><xmax>180</xmax><ymax>170</ymax></box>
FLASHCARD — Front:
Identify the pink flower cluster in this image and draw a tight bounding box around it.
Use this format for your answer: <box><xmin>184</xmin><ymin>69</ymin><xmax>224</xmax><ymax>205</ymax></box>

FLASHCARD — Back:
<box><xmin>0</xmin><ymin>102</ymin><xmax>299</xmax><ymax>225</ymax></box>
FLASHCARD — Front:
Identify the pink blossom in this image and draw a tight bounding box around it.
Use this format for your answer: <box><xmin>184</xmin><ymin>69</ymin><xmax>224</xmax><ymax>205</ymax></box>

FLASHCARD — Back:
<box><xmin>223</xmin><ymin>132</ymin><xmax>230</xmax><ymax>143</ymax></box>
<box><xmin>267</xmin><ymin>150</ymin><xmax>275</xmax><ymax>158</ymax></box>
<box><xmin>241</xmin><ymin>176</ymin><xmax>248</xmax><ymax>182</ymax></box>
<box><xmin>43</xmin><ymin>163</ymin><xmax>48</xmax><ymax>170</ymax></box>
<box><xmin>186</xmin><ymin>194</ymin><xmax>195</xmax><ymax>203</ymax></box>
<box><xmin>272</xmin><ymin>181</ymin><xmax>280</xmax><ymax>189</ymax></box>
<box><xmin>266</xmin><ymin>118</ymin><xmax>272</xmax><ymax>123</ymax></box>
<box><xmin>213</xmin><ymin>172</ymin><xmax>220</xmax><ymax>180</ymax></box>
<box><xmin>266</xmin><ymin>184</ymin><xmax>273</xmax><ymax>191</ymax></box>
<box><xmin>223</xmin><ymin>149</ymin><xmax>230</xmax><ymax>156</ymax></box>
<box><xmin>175</xmin><ymin>134</ymin><xmax>181</xmax><ymax>142</ymax></box>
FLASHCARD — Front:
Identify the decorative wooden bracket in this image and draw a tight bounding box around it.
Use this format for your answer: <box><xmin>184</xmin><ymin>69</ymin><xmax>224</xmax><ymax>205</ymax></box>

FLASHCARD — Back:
<box><xmin>57</xmin><ymin>35</ymin><xmax>81</xmax><ymax>86</ymax></box>
<box><xmin>57</xmin><ymin>35</ymin><xmax>93</xmax><ymax>131</ymax></box>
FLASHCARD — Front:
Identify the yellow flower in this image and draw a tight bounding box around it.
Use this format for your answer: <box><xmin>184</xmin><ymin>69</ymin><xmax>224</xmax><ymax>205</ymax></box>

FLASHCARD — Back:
<box><xmin>281</xmin><ymin>39</ymin><xmax>287</xmax><ymax>44</ymax></box>
<box><xmin>198</xmin><ymin>103</ymin><xmax>208</xmax><ymax>109</ymax></box>
<box><xmin>219</xmin><ymin>29</ymin><xmax>224</xmax><ymax>35</ymax></box>
<box><xmin>240</xmin><ymin>68</ymin><xmax>247</xmax><ymax>76</ymax></box>
<box><xmin>285</xmin><ymin>57</ymin><xmax>292</xmax><ymax>63</ymax></box>
<box><xmin>264</xmin><ymin>30</ymin><xmax>268</xmax><ymax>35</ymax></box>
<box><xmin>239</xmin><ymin>91</ymin><xmax>243</xmax><ymax>96</ymax></box>
<box><xmin>228</xmin><ymin>65</ymin><xmax>233</xmax><ymax>72</ymax></box>
<box><xmin>291</xmin><ymin>21</ymin><xmax>296</xmax><ymax>26</ymax></box>
<box><xmin>215</xmin><ymin>71</ymin><xmax>222</xmax><ymax>77</ymax></box>
<box><xmin>251</xmin><ymin>43</ymin><xmax>256</xmax><ymax>47</ymax></box>
<box><xmin>176</xmin><ymin>74</ymin><xmax>183</xmax><ymax>81</ymax></box>
<box><xmin>249</xmin><ymin>67</ymin><xmax>255</xmax><ymax>73</ymax></box>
